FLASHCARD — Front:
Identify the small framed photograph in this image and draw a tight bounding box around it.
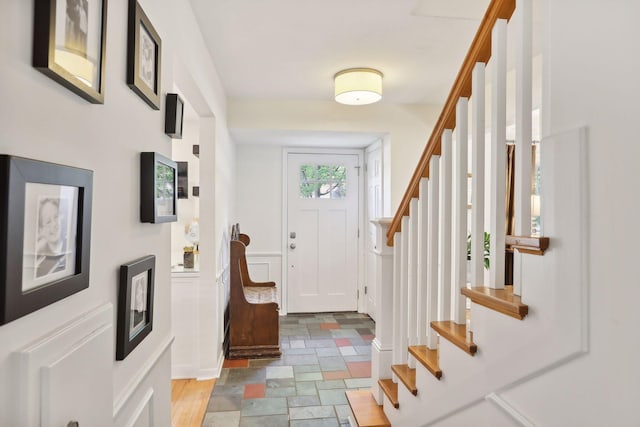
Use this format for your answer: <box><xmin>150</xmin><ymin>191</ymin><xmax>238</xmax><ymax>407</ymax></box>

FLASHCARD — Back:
<box><xmin>33</xmin><ymin>0</ymin><xmax>108</xmax><ymax>104</ymax></box>
<box><xmin>0</xmin><ymin>155</ymin><xmax>93</xmax><ymax>325</ymax></box>
<box><xmin>140</xmin><ymin>152</ymin><xmax>177</xmax><ymax>223</ymax></box>
<box><xmin>126</xmin><ymin>0</ymin><xmax>161</xmax><ymax>109</ymax></box>
<box><xmin>177</xmin><ymin>161</ymin><xmax>188</xmax><ymax>199</ymax></box>
<box><xmin>165</xmin><ymin>93</ymin><xmax>184</xmax><ymax>139</ymax></box>
<box><xmin>116</xmin><ymin>255</ymin><xmax>155</xmax><ymax>360</ymax></box>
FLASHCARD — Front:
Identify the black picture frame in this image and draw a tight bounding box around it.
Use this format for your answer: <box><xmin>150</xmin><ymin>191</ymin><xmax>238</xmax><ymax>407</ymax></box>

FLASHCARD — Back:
<box><xmin>116</xmin><ymin>255</ymin><xmax>155</xmax><ymax>360</ymax></box>
<box><xmin>0</xmin><ymin>155</ymin><xmax>93</xmax><ymax>325</ymax></box>
<box><xmin>177</xmin><ymin>161</ymin><xmax>188</xmax><ymax>199</ymax></box>
<box><xmin>165</xmin><ymin>93</ymin><xmax>184</xmax><ymax>139</ymax></box>
<box><xmin>127</xmin><ymin>0</ymin><xmax>161</xmax><ymax>109</ymax></box>
<box><xmin>140</xmin><ymin>152</ymin><xmax>177</xmax><ymax>223</ymax></box>
<box><xmin>33</xmin><ymin>0</ymin><xmax>108</xmax><ymax>104</ymax></box>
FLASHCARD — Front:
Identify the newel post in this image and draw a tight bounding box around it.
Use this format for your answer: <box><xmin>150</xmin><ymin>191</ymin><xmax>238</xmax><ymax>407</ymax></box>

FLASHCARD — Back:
<box><xmin>370</xmin><ymin>217</ymin><xmax>394</xmax><ymax>405</ymax></box>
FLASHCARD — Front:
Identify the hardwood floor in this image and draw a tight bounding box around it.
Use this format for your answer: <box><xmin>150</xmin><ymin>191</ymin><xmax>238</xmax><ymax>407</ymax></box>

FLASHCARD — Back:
<box><xmin>171</xmin><ymin>379</ymin><xmax>216</xmax><ymax>427</ymax></box>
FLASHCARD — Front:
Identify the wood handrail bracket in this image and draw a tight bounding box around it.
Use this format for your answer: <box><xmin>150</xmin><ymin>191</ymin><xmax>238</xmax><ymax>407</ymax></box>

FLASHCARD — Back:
<box><xmin>386</xmin><ymin>0</ymin><xmax>516</xmax><ymax>247</ymax></box>
<box><xmin>506</xmin><ymin>235</ymin><xmax>550</xmax><ymax>255</ymax></box>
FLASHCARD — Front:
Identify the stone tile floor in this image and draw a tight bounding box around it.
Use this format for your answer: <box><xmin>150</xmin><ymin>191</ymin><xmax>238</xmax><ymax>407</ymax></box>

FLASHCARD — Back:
<box><xmin>202</xmin><ymin>312</ymin><xmax>375</xmax><ymax>427</ymax></box>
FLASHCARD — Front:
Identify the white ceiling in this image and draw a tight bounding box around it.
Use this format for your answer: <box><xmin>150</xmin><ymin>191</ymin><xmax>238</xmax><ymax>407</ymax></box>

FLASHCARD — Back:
<box><xmin>188</xmin><ymin>0</ymin><xmax>491</xmax><ymax>105</ymax></box>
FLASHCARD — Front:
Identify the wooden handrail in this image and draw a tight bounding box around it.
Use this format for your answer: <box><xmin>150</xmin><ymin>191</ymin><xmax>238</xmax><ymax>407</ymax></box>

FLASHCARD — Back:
<box><xmin>386</xmin><ymin>0</ymin><xmax>516</xmax><ymax>247</ymax></box>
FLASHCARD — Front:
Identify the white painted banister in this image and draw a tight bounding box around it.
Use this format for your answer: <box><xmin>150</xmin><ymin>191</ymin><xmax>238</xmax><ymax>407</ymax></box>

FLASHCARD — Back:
<box><xmin>392</xmin><ymin>232</ymin><xmax>402</xmax><ymax>365</ymax></box>
<box><xmin>426</xmin><ymin>156</ymin><xmax>440</xmax><ymax>349</ymax></box>
<box><xmin>408</xmin><ymin>199</ymin><xmax>419</xmax><ymax>349</ymax></box>
<box><xmin>453</xmin><ymin>97</ymin><xmax>469</xmax><ymax>325</ymax></box>
<box><xmin>417</xmin><ymin>178</ymin><xmax>429</xmax><ymax>345</ymax></box>
<box><xmin>399</xmin><ymin>216</ymin><xmax>410</xmax><ymax>364</ymax></box>
<box><xmin>490</xmin><ymin>18</ymin><xmax>507</xmax><ymax>290</ymax></box>
<box><xmin>438</xmin><ymin>130</ymin><xmax>453</xmax><ymax>321</ymax></box>
<box><xmin>471</xmin><ymin>62</ymin><xmax>486</xmax><ymax>287</ymax></box>
<box><xmin>370</xmin><ymin>218</ymin><xmax>394</xmax><ymax>405</ymax></box>
<box><xmin>514</xmin><ymin>0</ymin><xmax>533</xmax><ymax>296</ymax></box>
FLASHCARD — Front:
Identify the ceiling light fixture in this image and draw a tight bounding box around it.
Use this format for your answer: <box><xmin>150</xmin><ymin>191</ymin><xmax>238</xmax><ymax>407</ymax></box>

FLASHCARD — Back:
<box><xmin>334</xmin><ymin>68</ymin><xmax>383</xmax><ymax>105</ymax></box>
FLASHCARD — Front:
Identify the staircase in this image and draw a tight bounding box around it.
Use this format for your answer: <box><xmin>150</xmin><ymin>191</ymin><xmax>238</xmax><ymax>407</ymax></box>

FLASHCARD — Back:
<box><xmin>347</xmin><ymin>0</ymin><xmax>589</xmax><ymax>425</ymax></box>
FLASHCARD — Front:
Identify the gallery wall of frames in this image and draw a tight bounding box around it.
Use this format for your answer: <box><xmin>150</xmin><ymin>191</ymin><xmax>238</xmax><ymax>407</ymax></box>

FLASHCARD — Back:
<box><xmin>0</xmin><ymin>0</ymin><xmax>235</xmax><ymax>424</ymax></box>
<box><xmin>0</xmin><ymin>0</ymin><xmax>187</xmax><ymax>359</ymax></box>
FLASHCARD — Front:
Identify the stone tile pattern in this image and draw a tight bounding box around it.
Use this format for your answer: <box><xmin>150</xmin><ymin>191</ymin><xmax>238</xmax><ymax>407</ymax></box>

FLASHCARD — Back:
<box><xmin>202</xmin><ymin>312</ymin><xmax>374</xmax><ymax>427</ymax></box>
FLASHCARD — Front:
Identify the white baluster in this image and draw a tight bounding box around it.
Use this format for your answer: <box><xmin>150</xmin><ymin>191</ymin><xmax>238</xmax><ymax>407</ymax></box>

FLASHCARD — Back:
<box><xmin>399</xmin><ymin>216</ymin><xmax>410</xmax><ymax>364</ymax></box>
<box><xmin>417</xmin><ymin>178</ymin><xmax>429</xmax><ymax>345</ymax></box>
<box><xmin>392</xmin><ymin>232</ymin><xmax>402</xmax><ymax>365</ymax></box>
<box><xmin>438</xmin><ymin>130</ymin><xmax>453</xmax><ymax>321</ymax></box>
<box><xmin>407</xmin><ymin>199</ymin><xmax>419</xmax><ymax>366</ymax></box>
<box><xmin>453</xmin><ymin>97</ymin><xmax>469</xmax><ymax>324</ymax></box>
<box><xmin>514</xmin><ymin>0</ymin><xmax>533</xmax><ymax>296</ymax></box>
<box><xmin>471</xmin><ymin>62</ymin><xmax>486</xmax><ymax>287</ymax></box>
<box><xmin>426</xmin><ymin>156</ymin><xmax>440</xmax><ymax>349</ymax></box>
<box><xmin>490</xmin><ymin>18</ymin><xmax>507</xmax><ymax>290</ymax></box>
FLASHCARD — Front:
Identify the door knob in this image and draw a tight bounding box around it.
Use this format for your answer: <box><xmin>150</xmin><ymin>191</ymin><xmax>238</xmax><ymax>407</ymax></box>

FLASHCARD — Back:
<box><xmin>290</xmin><ymin>243</ymin><xmax>296</xmax><ymax>250</ymax></box>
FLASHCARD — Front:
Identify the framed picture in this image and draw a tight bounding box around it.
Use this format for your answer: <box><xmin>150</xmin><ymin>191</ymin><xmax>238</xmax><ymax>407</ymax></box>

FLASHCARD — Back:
<box><xmin>33</xmin><ymin>0</ymin><xmax>108</xmax><ymax>104</ymax></box>
<box><xmin>165</xmin><ymin>93</ymin><xmax>184</xmax><ymax>139</ymax></box>
<box><xmin>140</xmin><ymin>152</ymin><xmax>177</xmax><ymax>223</ymax></box>
<box><xmin>116</xmin><ymin>255</ymin><xmax>155</xmax><ymax>360</ymax></box>
<box><xmin>0</xmin><ymin>155</ymin><xmax>93</xmax><ymax>325</ymax></box>
<box><xmin>127</xmin><ymin>0</ymin><xmax>161</xmax><ymax>109</ymax></box>
<box><xmin>177</xmin><ymin>161</ymin><xmax>188</xmax><ymax>199</ymax></box>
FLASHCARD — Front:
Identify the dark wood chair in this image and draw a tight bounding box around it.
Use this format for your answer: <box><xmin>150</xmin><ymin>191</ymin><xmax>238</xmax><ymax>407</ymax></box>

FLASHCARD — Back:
<box><xmin>227</xmin><ymin>234</ymin><xmax>280</xmax><ymax>359</ymax></box>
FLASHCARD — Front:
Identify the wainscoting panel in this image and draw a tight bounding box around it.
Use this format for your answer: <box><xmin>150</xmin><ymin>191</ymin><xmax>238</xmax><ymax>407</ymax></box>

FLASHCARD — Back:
<box><xmin>246</xmin><ymin>252</ymin><xmax>282</xmax><ymax>306</ymax></box>
<box><xmin>13</xmin><ymin>304</ymin><xmax>113</xmax><ymax>427</ymax></box>
<box><xmin>123</xmin><ymin>388</ymin><xmax>154</xmax><ymax>427</ymax></box>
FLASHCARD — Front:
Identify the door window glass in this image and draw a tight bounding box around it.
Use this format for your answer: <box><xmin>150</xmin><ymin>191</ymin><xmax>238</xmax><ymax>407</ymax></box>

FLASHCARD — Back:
<box><xmin>300</xmin><ymin>165</ymin><xmax>346</xmax><ymax>199</ymax></box>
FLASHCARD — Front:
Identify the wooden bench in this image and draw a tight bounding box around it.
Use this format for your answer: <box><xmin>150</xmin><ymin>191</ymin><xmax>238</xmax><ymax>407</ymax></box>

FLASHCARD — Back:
<box><xmin>227</xmin><ymin>233</ymin><xmax>281</xmax><ymax>359</ymax></box>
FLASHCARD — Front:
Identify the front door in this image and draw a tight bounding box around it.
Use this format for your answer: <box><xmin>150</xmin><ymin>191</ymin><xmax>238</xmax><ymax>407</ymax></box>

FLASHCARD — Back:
<box><xmin>286</xmin><ymin>152</ymin><xmax>359</xmax><ymax>313</ymax></box>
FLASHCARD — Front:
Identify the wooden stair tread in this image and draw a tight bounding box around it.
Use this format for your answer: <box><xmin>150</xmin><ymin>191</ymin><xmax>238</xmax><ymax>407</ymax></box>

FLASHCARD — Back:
<box><xmin>408</xmin><ymin>345</ymin><xmax>442</xmax><ymax>379</ymax></box>
<box><xmin>391</xmin><ymin>364</ymin><xmax>417</xmax><ymax>395</ymax></box>
<box><xmin>506</xmin><ymin>235</ymin><xmax>550</xmax><ymax>255</ymax></box>
<box><xmin>378</xmin><ymin>379</ymin><xmax>399</xmax><ymax>409</ymax></box>
<box><xmin>461</xmin><ymin>285</ymin><xmax>528</xmax><ymax>320</ymax></box>
<box><xmin>430</xmin><ymin>321</ymin><xmax>477</xmax><ymax>355</ymax></box>
<box><xmin>345</xmin><ymin>390</ymin><xmax>391</xmax><ymax>427</ymax></box>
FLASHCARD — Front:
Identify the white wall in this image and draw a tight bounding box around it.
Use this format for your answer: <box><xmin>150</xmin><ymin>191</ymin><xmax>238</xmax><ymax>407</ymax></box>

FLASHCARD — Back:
<box><xmin>229</xmin><ymin>100</ymin><xmax>440</xmax><ymax>214</ymax></box>
<box><xmin>234</xmin><ymin>145</ymin><xmax>284</xmax><ymax>301</ymax></box>
<box><xmin>0</xmin><ymin>0</ymin><xmax>233</xmax><ymax>424</ymax></box>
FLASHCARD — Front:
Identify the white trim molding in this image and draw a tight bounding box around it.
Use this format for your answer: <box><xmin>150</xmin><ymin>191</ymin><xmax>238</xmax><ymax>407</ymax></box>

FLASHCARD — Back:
<box><xmin>114</xmin><ymin>335</ymin><xmax>174</xmax><ymax>418</ymax></box>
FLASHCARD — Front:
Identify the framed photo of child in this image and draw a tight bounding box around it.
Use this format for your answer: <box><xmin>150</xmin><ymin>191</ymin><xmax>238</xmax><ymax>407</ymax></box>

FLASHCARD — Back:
<box><xmin>21</xmin><ymin>189</ymin><xmax>78</xmax><ymax>291</ymax></box>
<box><xmin>116</xmin><ymin>255</ymin><xmax>155</xmax><ymax>360</ymax></box>
<box><xmin>0</xmin><ymin>155</ymin><xmax>93</xmax><ymax>325</ymax></box>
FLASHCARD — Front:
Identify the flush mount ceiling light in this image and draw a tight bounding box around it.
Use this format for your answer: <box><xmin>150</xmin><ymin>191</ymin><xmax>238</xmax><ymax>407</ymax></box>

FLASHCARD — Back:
<box><xmin>334</xmin><ymin>68</ymin><xmax>383</xmax><ymax>105</ymax></box>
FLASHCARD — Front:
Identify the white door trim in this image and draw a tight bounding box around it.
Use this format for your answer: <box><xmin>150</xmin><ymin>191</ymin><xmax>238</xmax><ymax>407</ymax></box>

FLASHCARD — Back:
<box><xmin>281</xmin><ymin>147</ymin><xmax>364</xmax><ymax>315</ymax></box>
<box><xmin>364</xmin><ymin>138</ymin><xmax>384</xmax><ymax>319</ymax></box>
